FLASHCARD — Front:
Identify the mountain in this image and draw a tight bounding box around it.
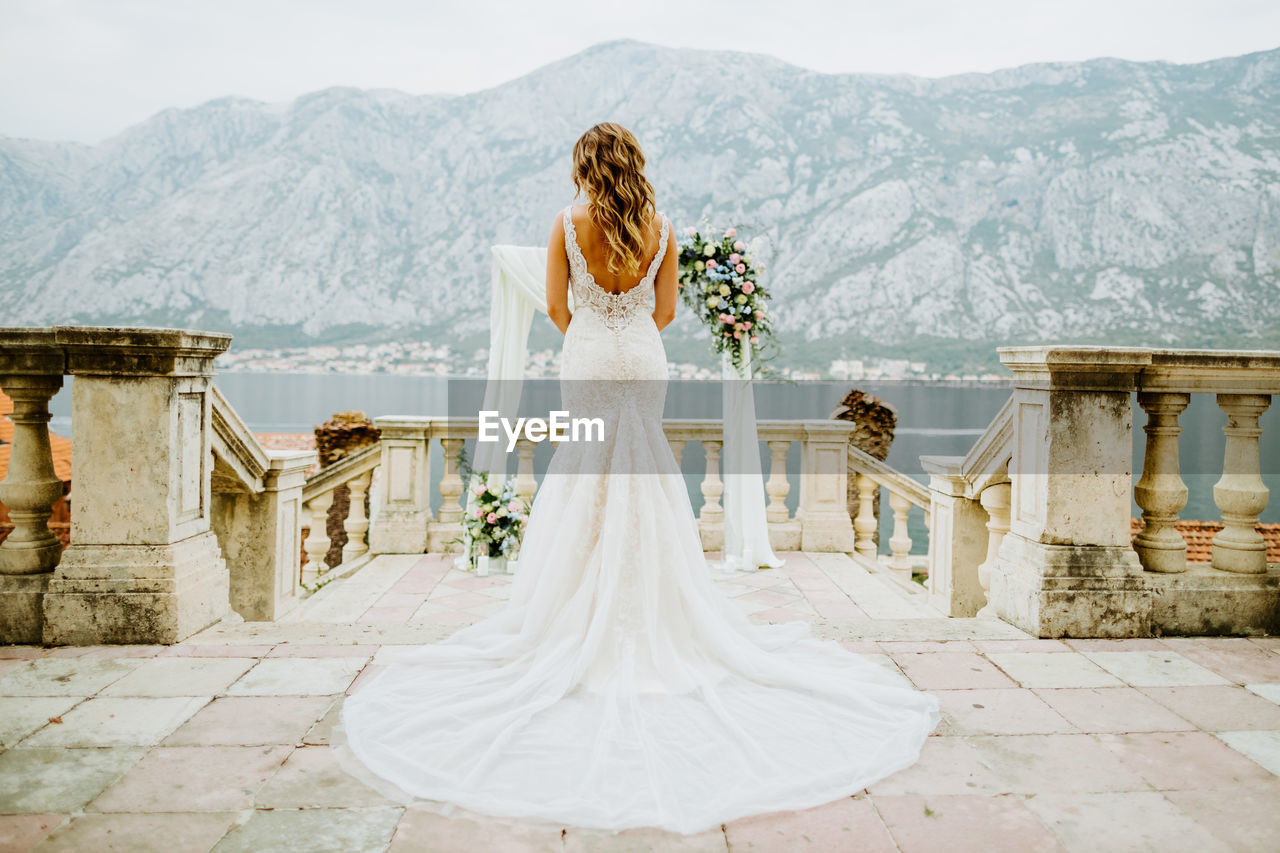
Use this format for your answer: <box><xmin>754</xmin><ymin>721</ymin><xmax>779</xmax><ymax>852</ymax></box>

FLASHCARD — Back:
<box><xmin>2</xmin><ymin>40</ymin><xmax>1279</xmax><ymax>371</ymax></box>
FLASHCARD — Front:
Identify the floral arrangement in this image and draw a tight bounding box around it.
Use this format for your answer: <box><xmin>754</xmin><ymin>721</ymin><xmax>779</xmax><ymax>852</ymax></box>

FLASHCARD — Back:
<box><xmin>457</xmin><ymin>452</ymin><xmax>529</xmax><ymax>566</ymax></box>
<box><xmin>677</xmin><ymin>225</ymin><xmax>775</xmax><ymax>373</ymax></box>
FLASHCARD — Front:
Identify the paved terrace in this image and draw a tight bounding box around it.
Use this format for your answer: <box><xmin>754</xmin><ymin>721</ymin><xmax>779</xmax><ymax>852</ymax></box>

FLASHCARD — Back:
<box><xmin>2</xmin><ymin>552</ymin><xmax>1279</xmax><ymax>852</ymax></box>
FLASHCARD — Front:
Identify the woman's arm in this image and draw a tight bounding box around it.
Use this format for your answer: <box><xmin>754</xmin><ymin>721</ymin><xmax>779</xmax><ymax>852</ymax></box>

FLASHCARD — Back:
<box><xmin>546</xmin><ymin>213</ymin><xmax>572</xmax><ymax>334</ymax></box>
<box><xmin>652</xmin><ymin>216</ymin><xmax>678</xmax><ymax>331</ymax></box>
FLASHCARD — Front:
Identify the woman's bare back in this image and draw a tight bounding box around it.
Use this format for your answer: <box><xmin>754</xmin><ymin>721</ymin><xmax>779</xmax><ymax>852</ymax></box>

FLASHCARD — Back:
<box><xmin>567</xmin><ymin>203</ymin><xmax>665</xmax><ymax>295</ymax></box>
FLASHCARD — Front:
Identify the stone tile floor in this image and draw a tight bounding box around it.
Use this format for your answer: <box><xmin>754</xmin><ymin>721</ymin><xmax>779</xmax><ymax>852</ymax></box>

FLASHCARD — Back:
<box><xmin>1</xmin><ymin>552</ymin><xmax>1279</xmax><ymax>852</ymax></box>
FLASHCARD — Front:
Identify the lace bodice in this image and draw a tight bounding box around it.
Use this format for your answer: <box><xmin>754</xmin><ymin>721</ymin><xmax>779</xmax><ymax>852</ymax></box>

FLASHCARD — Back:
<box><xmin>563</xmin><ymin>206</ymin><xmax>670</xmax><ymax>334</ymax></box>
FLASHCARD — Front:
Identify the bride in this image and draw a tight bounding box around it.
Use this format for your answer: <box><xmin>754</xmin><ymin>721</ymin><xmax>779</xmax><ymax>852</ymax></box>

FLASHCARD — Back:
<box><xmin>338</xmin><ymin>122</ymin><xmax>940</xmax><ymax>835</ymax></box>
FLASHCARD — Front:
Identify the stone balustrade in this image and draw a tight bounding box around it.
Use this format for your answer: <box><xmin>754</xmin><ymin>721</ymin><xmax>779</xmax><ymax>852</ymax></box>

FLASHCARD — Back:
<box><xmin>300</xmin><ymin>443</ymin><xmax>381</xmax><ymax>588</ymax></box>
<box><xmin>845</xmin><ymin>447</ymin><xmax>932</xmax><ymax>579</ymax></box>
<box><xmin>367</xmin><ymin>416</ymin><xmax>857</xmax><ymax>556</ymax></box>
<box><xmin>929</xmin><ymin>346</ymin><xmax>1279</xmax><ymax>636</ymax></box>
<box><xmin>0</xmin><ymin>327</ymin><xmax>325</xmax><ymax>645</ymax></box>
<box><xmin>209</xmin><ymin>384</ymin><xmax>316</xmax><ymax>622</ymax></box>
<box><xmin>7</xmin><ymin>326</ymin><xmax>1272</xmax><ymax>645</ymax></box>
<box><xmin>0</xmin><ymin>327</ymin><xmax>231</xmax><ymax>644</ymax></box>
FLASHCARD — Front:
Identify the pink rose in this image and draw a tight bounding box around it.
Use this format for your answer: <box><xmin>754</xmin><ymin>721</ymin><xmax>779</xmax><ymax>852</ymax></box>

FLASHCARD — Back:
<box><xmin>507</xmin><ymin>500</ymin><xmax>521</xmax><ymax>513</ymax></box>
<box><xmin>705</xmin><ymin>258</ymin><xmax>716</xmax><ymax>269</ymax></box>
<box><xmin>733</xmin><ymin>330</ymin><xmax>743</xmax><ymax>339</ymax></box>
<box><xmin>744</xmin><ymin>321</ymin><xmax>753</xmax><ymax>330</ymax></box>
<box><xmin>735</xmin><ymin>323</ymin><xmax>744</xmax><ymax>331</ymax></box>
<box><xmin>719</xmin><ymin>313</ymin><xmax>734</xmax><ymax>324</ymax></box>
<box><xmin>743</xmin><ymin>282</ymin><xmax>755</xmax><ymax>294</ymax></box>
<box><xmin>725</xmin><ymin>227</ymin><xmax>737</xmax><ymax>238</ymax></box>
<box><xmin>473</xmin><ymin>484</ymin><xmax>487</xmax><ymax>496</ymax></box>
<box><xmin>733</xmin><ymin>240</ymin><xmax>745</xmax><ymax>252</ymax></box>
<box><xmin>735</xmin><ymin>263</ymin><xmax>746</xmax><ymax>274</ymax></box>
<box><xmin>685</xmin><ymin>226</ymin><xmax>697</xmax><ymax>237</ymax></box>
<box><xmin>474</xmin><ymin>508</ymin><xmax>484</xmax><ymax>519</ymax></box>
<box><xmin>750</xmin><ymin>335</ymin><xmax>759</xmax><ymax>344</ymax></box>
<box><xmin>486</xmin><ymin>512</ymin><xmax>498</xmax><ymax>524</ymax></box>
<box><xmin>729</xmin><ymin>253</ymin><xmax>740</xmax><ymax>264</ymax></box>
<box><xmin>754</xmin><ymin>309</ymin><xmax>763</xmax><ymax>318</ymax></box>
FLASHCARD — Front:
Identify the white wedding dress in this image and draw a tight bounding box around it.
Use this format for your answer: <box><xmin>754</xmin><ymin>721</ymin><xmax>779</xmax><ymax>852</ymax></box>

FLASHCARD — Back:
<box><xmin>337</xmin><ymin>207</ymin><xmax>940</xmax><ymax>835</ymax></box>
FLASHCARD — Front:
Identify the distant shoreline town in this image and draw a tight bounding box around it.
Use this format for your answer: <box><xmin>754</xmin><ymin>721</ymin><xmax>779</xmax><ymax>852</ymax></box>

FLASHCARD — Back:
<box><xmin>213</xmin><ymin>342</ymin><xmax>1012</xmax><ymax>384</ymax></box>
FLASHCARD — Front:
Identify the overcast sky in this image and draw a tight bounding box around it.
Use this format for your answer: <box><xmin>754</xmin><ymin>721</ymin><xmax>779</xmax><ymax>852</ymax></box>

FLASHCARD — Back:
<box><xmin>2</xmin><ymin>0</ymin><xmax>1277</xmax><ymax>144</ymax></box>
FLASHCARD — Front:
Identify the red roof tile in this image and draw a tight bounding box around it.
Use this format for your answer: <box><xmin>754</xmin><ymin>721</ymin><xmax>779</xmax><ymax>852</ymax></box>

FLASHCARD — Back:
<box><xmin>1131</xmin><ymin>518</ymin><xmax>1280</xmax><ymax>563</ymax></box>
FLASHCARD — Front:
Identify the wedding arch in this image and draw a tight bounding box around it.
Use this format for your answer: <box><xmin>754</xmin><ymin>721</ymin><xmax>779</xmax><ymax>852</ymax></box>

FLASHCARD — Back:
<box><xmin>480</xmin><ymin>243</ymin><xmax>780</xmax><ymax>570</ymax></box>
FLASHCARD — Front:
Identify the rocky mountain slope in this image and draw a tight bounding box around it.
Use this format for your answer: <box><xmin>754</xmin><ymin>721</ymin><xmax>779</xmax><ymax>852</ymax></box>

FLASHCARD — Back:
<box><xmin>2</xmin><ymin>40</ymin><xmax>1278</xmax><ymax>369</ymax></box>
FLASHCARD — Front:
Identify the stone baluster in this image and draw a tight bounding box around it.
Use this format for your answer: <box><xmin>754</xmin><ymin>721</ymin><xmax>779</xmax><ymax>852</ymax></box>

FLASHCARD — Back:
<box><xmin>668</xmin><ymin>438</ymin><xmax>685</xmax><ymax>468</ymax></box>
<box><xmin>303</xmin><ymin>491</ymin><xmax>333</xmax><ymax>584</ymax></box>
<box><xmin>515</xmin><ymin>438</ymin><xmax>537</xmax><ymax>505</ymax></box>
<box><xmin>1211</xmin><ymin>394</ymin><xmax>1271</xmax><ymax>574</ymax></box>
<box><xmin>887</xmin><ymin>491</ymin><xmax>913</xmax><ymax>573</ymax></box>
<box><xmin>853</xmin><ymin>474</ymin><xmax>878</xmax><ymax>558</ymax></box>
<box><xmin>0</xmin><ymin>357</ymin><xmax>65</xmax><ymax>644</ymax></box>
<box><xmin>0</xmin><ymin>375</ymin><xmax>66</xmax><ymax>575</ymax></box>
<box><xmin>437</xmin><ymin>437</ymin><xmax>465</xmax><ymax>524</ymax></box>
<box><xmin>976</xmin><ymin>482</ymin><xmax>1011</xmax><ymax>617</ymax></box>
<box><xmin>1132</xmin><ymin>392</ymin><xmax>1190</xmax><ymax>573</ymax></box>
<box><xmin>341</xmin><ymin>469</ymin><xmax>372</xmax><ymax>563</ymax></box>
<box><xmin>765</xmin><ymin>440</ymin><xmax>791</xmax><ymax>523</ymax></box>
<box><xmin>699</xmin><ymin>440</ymin><xmax>724</xmax><ymax>525</ymax></box>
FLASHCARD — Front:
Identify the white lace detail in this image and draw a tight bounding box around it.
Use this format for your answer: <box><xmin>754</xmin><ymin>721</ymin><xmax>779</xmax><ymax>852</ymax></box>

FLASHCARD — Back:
<box><xmin>563</xmin><ymin>207</ymin><xmax>669</xmax><ymax>334</ymax></box>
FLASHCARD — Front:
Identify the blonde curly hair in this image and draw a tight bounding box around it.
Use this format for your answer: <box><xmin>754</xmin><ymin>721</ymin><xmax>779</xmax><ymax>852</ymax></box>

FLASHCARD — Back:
<box><xmin>571</xmin><ymin>122</ymin><xmax>656</xmax><ymax>276</ymax></box>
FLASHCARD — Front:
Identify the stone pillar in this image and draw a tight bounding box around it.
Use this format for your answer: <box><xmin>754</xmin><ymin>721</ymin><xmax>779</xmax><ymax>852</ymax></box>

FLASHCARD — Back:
<box><xmin>1133</xmin><ymin>392</ymin><xmax>1190</xmax><ymax>573</ymax></box>
<box><xmin>514</xmin><ymin>438</ymin><xmax>537</xmax><ymax>505</ymax></box>
<box><xmin>0</xmin><ymin>375</ymin><xmax>66</xmax><ymax>574</ymax></box>
<box><xmin>799</xmin><ymin>422</ymin><xmax>856</xmax><ymax>552</ymax></box>
<box><xmin>0</xmin><ymin>329</ymin><xmax>65</xmax><ymax>643</ymax></box>
<box><xmin>765</xmin><ymin>441</ymin><xmax>790</xmax><ymax>523</ymax></box>
<box><xmin>341</xmin><ymin>469</ymin><xmax>372</xmax><ymax>563</ymax></box>
<box><xmin>922</xmin><ymin>456</ymin><xmax>988</xmax><ymax>618</ymax></box>
<box><xmin>43</xmin><ymin>327</ymin><xmax>233</xmax><ymax>645</ymax></box>
<box><xmin>1211</xmin><ymin>394</ymin><xmax>1272</xmax><ymax>574</ymax></box>
<box><xmin>368</xmin><ymin>417</ymin><xmax>431</xmax><ymax>555</ymax></box>
<box><xmin>668</xmin><ymin>438</ymin><xmax>685</xmax><ymax>468</ymax></box>
<box><xmin>215</xmin><ymin>450</ymin><xmax>314</xmax><ymax>621</ymax></box>
<box><xmin>887</xmin><ymin>492</ymin><xmax>914</xmax><ymax>573</ymax></box>
<box><xmin>989</xmin><ymin>346</ymin><xmax>1152</xmax><ymax>637</ymax></box>
<box><xmin>977</xmin><ymin>483</ymin><xmax>1011</xmax><ymax>618</ymax></box>
<box><xmin>698</xmin><ymin>439</ymin><xmax>724</xmax><ymax>550</ymax></box>
<box><xmin>302</xmin><ymin>491</ymin><xmax>333</xmax><ymax>585</ymax></box>
<box><xmin>852</xmin><ymin>474</ymin><xmax>877</xmax><ymax>558</ymax></box>
<box><xmin>428</xmin><ymin>435</ymin><xmax>466</xmax><ymax>553</ymax></box>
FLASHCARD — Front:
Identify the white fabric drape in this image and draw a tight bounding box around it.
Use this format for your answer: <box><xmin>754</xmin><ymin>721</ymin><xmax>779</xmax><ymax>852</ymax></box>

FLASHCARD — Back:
<box><xmin>473</xmin><ymin>245</ymin><xmax>553</xmax><ymax>477</ymax></box>
<box><xmin>720</xmin><ymin>343</ymin><xmax>784</xmax><ymax>570</ymax></box>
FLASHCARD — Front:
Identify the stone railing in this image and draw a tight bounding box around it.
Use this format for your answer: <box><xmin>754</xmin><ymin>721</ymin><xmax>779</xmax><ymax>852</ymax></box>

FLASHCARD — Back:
<box><xmin>300</xmin><ymin>443</ymin><xmax>381</xmax><ymax>588</ymax></box>
<box><xmin>0</xmin><ymin>326</ymin><xmax>327</xmax><ymax>645</ymax></box>
<box><xmin>209</xmin><ymin>384</ymin><xmax>315</xmax><ymax>621</ymax></box>
<box><xmin>367</xmin><ymin>416</ymin><xmax>857</xmax><ymax>556</ymax></box>
<box><xmin>953</xmin><ymin>346</ymin><xmax>1279</xmax><ymax>637</ymax></box>
<box><xmin>920</xmin><ymin>397</ymin><xmax>1014</xmax><ymax>618</ymax></box>
<box><xmin>0</xmin><ymin>327</ymin><xmax>230</xmax><ymax>644</ymax></box>
<box><xmin>846</xmin><ymin>446</ymin><xmax>932</xmax><ymax>579</ymax></box>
